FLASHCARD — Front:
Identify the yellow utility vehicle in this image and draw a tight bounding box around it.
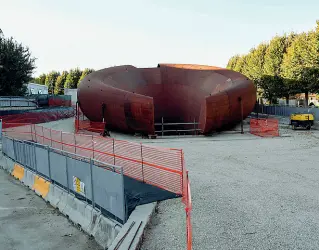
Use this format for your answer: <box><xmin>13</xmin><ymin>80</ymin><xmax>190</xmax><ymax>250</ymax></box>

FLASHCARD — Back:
<box><xmin>290</xmin><ymin>113</ymin><xmax>314</xmax><ymax>130</ymax></box>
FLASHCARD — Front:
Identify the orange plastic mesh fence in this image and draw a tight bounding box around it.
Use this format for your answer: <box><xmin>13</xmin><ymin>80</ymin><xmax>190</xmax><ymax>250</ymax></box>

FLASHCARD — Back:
<box><xmin>48</xmin><ymin>96</ymin><xmax>71</xmax><ymax>107</ymax></box>
<box><xmin>250</xmin><ymin>118</ymin><xmax>279</xmax><ymax>137</ymax></box>
<box><xmin>75</xmin><ymin>119</ymin><xmax>105</xmax><ymax>134</ymax></box>
<box><xmin>3</xmin><ymin>123</ymin><xmax>184</xmax><ymax>195</ymax></box>
<box><xmin>2</xmin><ymin>122</ymin><xmax>192</xmax><ymax>248</ymax></box>
<box><xmin>0</xmin><ymin>109</ymin><xmax>74</xmax><ymax>126</ymax></box>
<box><xmin>93</xmin><ymin>136</ymin><xmax>114</xmax><ymax>165</ymax></box>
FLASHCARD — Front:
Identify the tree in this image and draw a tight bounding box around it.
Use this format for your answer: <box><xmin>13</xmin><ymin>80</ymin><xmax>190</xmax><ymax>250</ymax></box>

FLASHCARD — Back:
<box><xmin>281</xmin><ymin>30</ymin><xmax>319</xmax><ymax>107</ymax></box>
<box><xmin>0</xmin><ymin>30</ymin><xmax>36</xmax><ymax>96</ymax></box>
<box><xmin>54</xmin><ymin>71</ymin><xmax>68</xmax><ymax>94</ymax></box>
<box><xmin>33</xmin><ymin>73</ymin><xmax>46</xmax><ymax>85</ymax></box>
<box><xmin>64</xmin><ymin>68</ymin><xmax>82</xmax><ymax>89</ymax></box>
<box><xmin>245</xmin><ymin>44</ymin><xmax>268</xmax><ymax>87</ymax></box>
<box><xmin>226</xmin><ymin>55</ymin><xmax>239</xmax><ymax>70</ymax></box>
<box><xmin>261</xmin><ymin>35</ymin><xmax>290</xmax><ymax>103</ymax></box>
<box><xmin>233</xmin><ymin>55</ymin><xmax>246</xmax><ymax>73</ymax></box>
<box><xmin>45</xmin><ymin>71</ymin><xmax>60</xmax><ymax>94</ymax></box>
<box><xmin>78</xmin><ymin>68</ymin><xmax>94</xmax><ymax>86</ymax></box>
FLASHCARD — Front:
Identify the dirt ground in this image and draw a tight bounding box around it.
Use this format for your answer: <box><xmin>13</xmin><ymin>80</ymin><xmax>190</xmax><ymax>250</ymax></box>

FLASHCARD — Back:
<box><xmin>41</xmin><ymin>118</ymin><xmax>319</xmax><ymax>250</ymax></box>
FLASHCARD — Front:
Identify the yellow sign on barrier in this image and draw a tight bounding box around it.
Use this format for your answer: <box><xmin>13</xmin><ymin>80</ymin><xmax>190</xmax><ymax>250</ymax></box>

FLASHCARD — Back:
<box><xmin>73</xmin><ymin>176</ymin><xmax>85</xmax><ymax>196</ymax></box>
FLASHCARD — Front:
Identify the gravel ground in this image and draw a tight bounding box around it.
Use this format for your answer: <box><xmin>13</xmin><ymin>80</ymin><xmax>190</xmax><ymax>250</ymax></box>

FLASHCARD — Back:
<box><xmin>41</xmin><ymin>118</ymin><xmax>319</xmax><ymax>250</ymax></box>
<box><xmin>140</xmin><ymin>128</ymin><xmax>319</xmax><ymax>250</ymax></box>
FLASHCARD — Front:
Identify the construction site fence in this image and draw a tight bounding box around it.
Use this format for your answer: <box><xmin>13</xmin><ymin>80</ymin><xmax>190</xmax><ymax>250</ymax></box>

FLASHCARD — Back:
<box><xmin>48</xmin><ymin>95</ymin><xmax>71</xmax><ymax>107</ymax></box>
<box><xmin>3</xmin><ymin>122</ymin><xmax>192</xmax><ymax>248</ymax></box>
<box><xmin>0</xmin><ymin>108</ymin><xmax>75</xmax><ymax>128</ymax></box>
<box><xmin>75</xmin><ymin>119</ymin><xmax>105</xmax><ymax>134</ymax></box>
<box><xmin>250</xmin><ymin>118</ymin><xmax>279</xmax><ymax>137</ymax></box>
<box><xmin>253</xmin><ymin>104</ymin><xmax>319</xmax><ymax>120</ymax></box>
<box><xmin>154</xmin><ymin>117</ymin><xmax>201</xmax><ymax>136</ymax></box>
<box><xmin>3</xmin><ymin>123</ymin><xmax>184</xmax><ymax>195</ymax></box>
<box><xmin>0</xmin><ymin>96</ymin><xmax>37</xmax><ymax>108</ymax></box>
<box><xmin>1</xmin><ymin>134</ymin><xmax>127</xmax><ymax>223</ymax></box>
<box><xmin>26</xmin><ymin>94</ymin><xmax>72</xmax><ymax>107</ymax></box>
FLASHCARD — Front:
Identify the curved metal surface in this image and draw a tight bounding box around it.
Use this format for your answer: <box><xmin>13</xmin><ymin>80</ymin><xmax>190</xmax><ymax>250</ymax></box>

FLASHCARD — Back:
<box><xmin>77</xmin><ymin>64</ymin><xmax>256</xmax><ymax>134</ymax></box>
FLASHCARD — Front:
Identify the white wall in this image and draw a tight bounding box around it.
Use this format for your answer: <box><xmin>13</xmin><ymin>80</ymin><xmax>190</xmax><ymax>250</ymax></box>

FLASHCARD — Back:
<box><xmin>27</xmin><ymin>83</ymin><xmax>48</xmax><ymax>94</ymax></box>
<box><xmin>64</xmin><ymin>88</ymin><xmax>77</xmax><ymax>105</ymax></box>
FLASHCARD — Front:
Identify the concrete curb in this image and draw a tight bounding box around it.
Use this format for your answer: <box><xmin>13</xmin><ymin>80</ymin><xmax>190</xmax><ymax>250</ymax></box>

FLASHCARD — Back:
<box><xmin>0</xmin><ymin>153</ymin><xmax>122</xmax><ymax>250</ymax></box>
<box><xmin>109</xmin><ymin>202</ymin><xmax>157</xmax><ymax>250</ymax></box>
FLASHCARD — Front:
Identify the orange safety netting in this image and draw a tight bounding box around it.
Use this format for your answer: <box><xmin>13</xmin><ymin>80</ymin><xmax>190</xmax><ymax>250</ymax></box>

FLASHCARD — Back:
<box><xmin>3</xmin><ymin>123</ymin><xmax>184</xmax><ymax>195</ymax></box>
<box><xmin>2</xmin><ymin>122</ymin><xmax>192</xmax><ymax>248</ymax></box>
<box><xmin>250</xmin><ymin>118</ymin><xmax>279</xmax><ymax>137</ymax></box>
<box><xmin>0</xmin><ymin>109</ymin><xmax>75</xmax><ymax>129</ymax></box>
<box><xmin>48</xmin><ymin>96</ymin><xmax>71</xmax><ymax>107</ymax></box>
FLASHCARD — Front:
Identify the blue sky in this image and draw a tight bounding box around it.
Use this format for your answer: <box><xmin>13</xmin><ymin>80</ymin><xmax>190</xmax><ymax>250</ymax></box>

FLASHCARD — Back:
<box><xmin>1</xmin><ymin>0</ymin><xmax>318</xmax><ymax>76</ymax></box>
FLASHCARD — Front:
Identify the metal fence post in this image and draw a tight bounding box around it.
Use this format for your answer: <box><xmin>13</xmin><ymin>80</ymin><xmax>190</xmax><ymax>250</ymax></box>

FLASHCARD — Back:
<box><xmin>89</xmin><ymin>158</ymin><xmax>95</xmax><ymax>209</ymax></box>
<box><xmin>13</xmin><ymin>139</ymin><xmax>16</xmax><ymax>161</ymax></box>
<box><xmin>140</xmin><ymin>143</ymin><xmax>144</xmax><ymax>183</ymax></box>
<box><xmin>65</xmin><ymin>155</ymin><xmax>69</xmax><ymax>193</ymax></box>
<box><xmin>30</xmin><ymin>123</ymin><xmax>34</xmax><ymax>142</ymax></box>
<box><xmin>22</xmin><ymin>142</ymin><xmax>26</xmax><ymax>166</ymax></box>
<box><xmin>121</xmin><ymin>167</ymin><xmax>127</xmax><ymax>222</ymax></box>
<box><xmin>47</xmin><ymin>146</ymin><xmax>51</xmax><ymax>180</ymax></box>
<box><xmin>41</xmin><ymin>126</ymin><xmax>45</xmax><ymax>145</ymax></box>
<box><xmin>193</xmin><ymin>118</ymin><xmax>196</xmax><ymax>136</ymax></box>
<box><xmin>74</xmin><ymin>134</ymin><xmax>76</xmax><ymax>154</ymax></box>
<box><xmin>92</xmin><ymin>135</ymin><xmax>94</xmax><ymax>159</ymax></box>
<box><xmin>33</xmin><ymin>143</ymin><xmax>38</xmax><ymax>174</ymax></box>
<box><xmin>113</xmin><ymin>139</ymin><xmax>116</xmax><ymax>165</ymax></box>
<box><xmin>49</xmin><ymin>129</ymin><xmax>52</xmax><ymax>147</ymax></box>
<box><xmin>61</xmin><ymin>132</ymin><xmax>64</xmax><ymax>151</ymax></box>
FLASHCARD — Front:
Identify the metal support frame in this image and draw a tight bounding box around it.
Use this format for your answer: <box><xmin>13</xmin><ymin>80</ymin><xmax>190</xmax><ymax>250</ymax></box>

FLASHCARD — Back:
<box><xmin>90</xmin><ymin>159</ymin><xmax>95</xmax><ymax>209</ymax></box>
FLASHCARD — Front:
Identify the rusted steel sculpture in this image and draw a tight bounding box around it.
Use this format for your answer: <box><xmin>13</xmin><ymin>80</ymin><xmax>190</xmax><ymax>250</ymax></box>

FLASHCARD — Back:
<box><xmin>77</xmin><ymin>64</ymin><xmax>256</xmax><ymax>135</ymax></box>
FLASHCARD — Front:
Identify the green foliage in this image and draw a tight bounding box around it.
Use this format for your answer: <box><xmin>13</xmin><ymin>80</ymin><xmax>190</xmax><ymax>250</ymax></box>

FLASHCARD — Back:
<box><xmin>0</xmin><ymin>30</ymin><xmax>36</xmax><ymax>96</ymax></box>
<box><xmin>64</xmin><ymin>68</ymin><xmax>82</xmax><ymax>89</ymax></box>
<box><xmin>33</xmin><ymin>73</ymin><xmax>46</xmax><ymax>85</ymax></box>
<box><xmin>226</xmin><ymin>21</ymin><xmax>319</xmax><ymax>106</ymax></box>
<box><xmin>45</xmin><ymin>71</ymin><xmax>60</xmax><ymax>94</ymax></box>
<box><xmin>245</xmin><ymin>44</ymin><xmax>268</xmax><ymax>85</ymax></box>
<box><xmin>281</xmin><ymin>30</ymin><xmax>319</xmax><ymax>106</ymax></box>
<box><xmin>226</xmin><ymin>55</ymin><xmax>239</xmax><ymax>69</ymax></box>
<box><xmin>78</xmin><ymin>68</ymin><xmax>94</xmax><ymax>86</ymax></box>
<box><xmin>54</xmin><ymin>71</ymin><xmax>68</xmax><ymax>94</ymax></box>
<box><xmin>233</xmin><ymin>55</ymin><xmax>246</xmax><ymax>73</ymax></box>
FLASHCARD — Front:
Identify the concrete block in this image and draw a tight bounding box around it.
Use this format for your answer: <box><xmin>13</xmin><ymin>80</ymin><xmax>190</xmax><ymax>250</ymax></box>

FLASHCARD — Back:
<box><xmin>46</xmin><ymin>184</ymin><xmax>64</xmax><ymax>206</ymax></box>
<box><xmin>22</xmin><ymin>169</ymin><xmax>35</xmax><ymax>188</ymax></box>
<box><xmin>66</xmin><ymin>198</ymin><xmax>96</xmax><ymax>235</ymax></box>
<box><xmin>5</xmin><ymin>157</ymin><xmax>15</xmax><ymax>173</ymax></box>
<box><xmin>56</xmin><ymin>190</ymin><xmax>69</xmax><ymax>214</ymax></box>
<box><xmin>32</xmin><ymin>175</ymin><xmax>51</xmax><ymax>198</ymax></box>
<box><xmin>12</xmin><ymin>163</ymin><xmax>24</xmax><ymax>181</ymax></box>
<box><xmin>91</xmin><ymin>213</ymin><xmax>120</xmax><ymax>249</ymax></box>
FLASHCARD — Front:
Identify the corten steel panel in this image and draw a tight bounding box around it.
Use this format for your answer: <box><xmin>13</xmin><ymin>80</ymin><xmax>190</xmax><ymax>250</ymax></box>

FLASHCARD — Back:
<box><xmin>78</xmin><ymin>64</ymin><xmax>256</xmax><ymax>134</ymax></box>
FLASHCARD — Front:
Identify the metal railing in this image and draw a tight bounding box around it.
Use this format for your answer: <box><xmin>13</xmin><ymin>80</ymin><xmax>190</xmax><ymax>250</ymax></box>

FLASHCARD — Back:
<box><xmin>254</xmin><ymin>104</ymin><xmax>319</xmax><ymax>120</ymax></box>
<box><xmin>155</xmin><ymin>117</ymin><xmax>201</xmax><ymax>136</ymax></box>
<box><xmin>0</xmin><ymin>96</ymin><xmax>37</xmax><ymax>108</ymax></box>
<box><xmin>2</xmin><ymin>134</ymin><xmax>127</xmax><ymax>223</ymax></box>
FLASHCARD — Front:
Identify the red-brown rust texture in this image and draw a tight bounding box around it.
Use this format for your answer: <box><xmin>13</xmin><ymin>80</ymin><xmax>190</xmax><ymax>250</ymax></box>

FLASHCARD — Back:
<box><xmin>77</xmin><ymin>64</ymin><xmax>256</xmax><ymax>134</ymax></box>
